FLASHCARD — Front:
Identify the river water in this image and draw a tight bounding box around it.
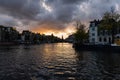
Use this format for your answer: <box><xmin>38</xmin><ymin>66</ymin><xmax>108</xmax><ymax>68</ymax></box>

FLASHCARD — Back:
<box><xmin>0</xmin><ymin>43</ymin><xmax>120</xmax><ymax>80</ymax></box>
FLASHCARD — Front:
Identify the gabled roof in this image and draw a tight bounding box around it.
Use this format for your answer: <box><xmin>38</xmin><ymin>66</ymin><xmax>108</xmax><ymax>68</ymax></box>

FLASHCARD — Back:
<box><xmin>90</xmin><ymin>19</ymin><xmax>101</xmax><ymax>27</ymax></box>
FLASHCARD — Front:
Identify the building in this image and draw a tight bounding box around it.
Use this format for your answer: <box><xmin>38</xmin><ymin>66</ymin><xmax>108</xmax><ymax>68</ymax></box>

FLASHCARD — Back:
<box><xmin>0</xmin><ymin>25</ymin><xmax>4</xmax><ymax>41</ymax></box>
<box><xmin>65</xmin><ymin>34</ymin><xmax>75</xmax><ymax>43</ymax></box>
<box><xmin>21</xmin><ymin>30</ymin><xmax>33</xmax><ymax>43</ymax></box>
<box><xmin>114</xmin><ymin>27</ymin><xmax>120</xmax><ymax>45</ymax></box>
<box><xmin>0</xmin><ymin>25</ymin><xmax>19</xmax><ymax>42</ymax></box>
<box><xmin>89</xmin><ymin>20</ymin><xmax>113</xmax><ymax>45</ymax></box>
<box><xmin>89</xmin><ymin>20</ymin><xmax>99</xmax><ymax>44</ymax></box>
<box><xmin>0</xmin><ymin>25</ymin><xmax>63</xmax><ymax>44</ymax></box>
<box><xmin>33</xmin><ymin>33</ymin><xmax>41</xmax><ymax>44</ymax></box>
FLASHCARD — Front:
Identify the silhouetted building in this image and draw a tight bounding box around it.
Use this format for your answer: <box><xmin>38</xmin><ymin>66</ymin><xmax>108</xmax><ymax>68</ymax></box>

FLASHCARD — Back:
<box><xmin>65</xmin><ymin>34</ymin><xmax>74</xmax><ymax>43</ymax></box>
<box><xmin>21</xmin><ymin>30</ymin><xmax>34</xmax><ymax>44</ymax></box>
<box><xmin>0</xmin><ymin>25</ymin><xmax>19</xmax><ymax>42</ymax></box>
<box><xmin>0</xmin><ymin>25</ymin><xmax>64</xmax><ymax>44</ymax></box>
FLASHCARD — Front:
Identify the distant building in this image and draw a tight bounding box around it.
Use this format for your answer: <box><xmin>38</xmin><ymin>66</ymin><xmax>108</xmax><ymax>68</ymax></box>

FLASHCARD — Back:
<box><xmin>21</xmin><ymin>30</ymin><xmax>33</xmax><ymax>43</ymax></box>
<box><xmin>89</xmin><ymin>20</ymin><xmax>120</xmax><ymax>45</ymax></box>
<box><xmin>65</xmin><ymin>34</ymin><xmax>74</xmax><ymax>43</ymax></box>
<box><xmin>0</xmin><ymin>25</ymin><xmax>19</xmax><ymax>42</ymax></box>
<box><xmin>33</xmin><ymin>33</ymin><xmax>41</xmax><ymax>44</ymax></box>
<box><xmin>0</xmin><ymin>25</ymin><xmax>63</xmax><ymax>44</ymax></box>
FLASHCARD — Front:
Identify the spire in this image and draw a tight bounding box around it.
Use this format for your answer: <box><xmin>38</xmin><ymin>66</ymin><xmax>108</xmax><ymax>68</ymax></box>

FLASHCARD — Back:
<box><xmin>62</xmin><ymin>35</ymin><xmax>64</xmax><ymax>40</ymax></box>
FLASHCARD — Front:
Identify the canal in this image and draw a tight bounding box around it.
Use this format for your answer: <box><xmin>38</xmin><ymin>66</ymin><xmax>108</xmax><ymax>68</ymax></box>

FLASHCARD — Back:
<box><xmin>0</xmin><ymin>43</ymin><xmax>120</xmax><ymax>80</ymax></box>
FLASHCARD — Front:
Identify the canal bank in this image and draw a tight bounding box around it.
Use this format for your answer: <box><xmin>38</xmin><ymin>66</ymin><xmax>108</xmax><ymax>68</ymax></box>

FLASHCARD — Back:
<box><xmin>73</xmin><ymin>43</ymin><xmax>120</xmax><ymax>52</ymax></box>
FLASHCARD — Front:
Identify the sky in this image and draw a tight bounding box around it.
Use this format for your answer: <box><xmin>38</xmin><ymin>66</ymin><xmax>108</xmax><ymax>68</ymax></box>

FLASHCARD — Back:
<box><xmin>0</xmin><ymin>0</ymin><xmax>120</xmax><ymax>38</ymax></box>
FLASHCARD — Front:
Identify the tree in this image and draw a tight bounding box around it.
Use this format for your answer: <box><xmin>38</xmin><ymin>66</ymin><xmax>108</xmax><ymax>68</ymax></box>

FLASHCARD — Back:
<box><xmin>74</xmin><ymin>21</ymin><xmax>88</xmax><ymax>44</ymax></box>
<box><xmin>98</xmin><ymin>10</ymin><xmax>120</xmax><ymax>43</ymax></box>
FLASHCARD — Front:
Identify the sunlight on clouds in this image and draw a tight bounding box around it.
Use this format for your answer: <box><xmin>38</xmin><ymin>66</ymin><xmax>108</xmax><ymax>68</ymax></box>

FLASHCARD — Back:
<box><xmin>115</xmin><ymin>4</ymin><xmax>119</xmax><ymax>11</ymax></box>
<box><xmin>79</xmin><ymin>2</ymin><xmax>90</xmax><ymax>15</ymax></box>
<box><xmin>32</xmin><ymin>23</ymin><xmax>76</xmax><ymax>39</ymax></box>
<box><xmin>42</xmin><ymin>0</ymin><xmax>52</xmax><ymax>12</ymax></box>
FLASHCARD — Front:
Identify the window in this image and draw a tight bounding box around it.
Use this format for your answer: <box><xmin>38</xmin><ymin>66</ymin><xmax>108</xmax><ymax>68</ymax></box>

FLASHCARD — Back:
<box><xmin>109</xmin><ymin>37</ymin><xmax>111</xmax><ymax>43</ymax></box>
<box><xmin>92</xmin><ymin>23</ymin><xmax>95</xmax><ymax>27</ymax></box>
<box><xmin>92</xmin><ymin>28</ymin><xmax>95</xmax><ymax>31</ymax></box>
<box><xmin>92</xmin><ymin>38</ymin><xmax>95</xmax><ymax>42</ymax></box>
<box><xmin>2</xmin><ymin>28</ymin><xmax>4</xmax><ymax>30</ymax></box>
<box><xmin>117</xmin><ymin>36</ymin><xmax>119</xmax><ymax>39</ymax></box>
<box><xmin>104</xmin><ymin>38</ymin><xmax>107</xmax><ymax>42</ymax></box>
<box><xmin>92</xmin><ymin>33</ymin><xmax>95</xmax><ymax>36</ymax></box>
<box><xmin>99</xmin><ymin>37</ymin><xmax>102</xmax><ymax>42</ymax></box>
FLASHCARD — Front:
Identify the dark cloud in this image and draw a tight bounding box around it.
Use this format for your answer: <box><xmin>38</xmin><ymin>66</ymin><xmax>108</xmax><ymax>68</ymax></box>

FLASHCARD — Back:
<box><xmin>61</xmin><ymin>0</ymin><xmax>87</xmax><ymax>4</ymax></box>
<box><xmin>0</xmin><ymin>0</ymin><xmax>120</xmax><ymax>34</ymax></box>
<box><xmin>0</xmin><ymin>0</ymin><xmax>41</xmax><ymax>20</ymax></box>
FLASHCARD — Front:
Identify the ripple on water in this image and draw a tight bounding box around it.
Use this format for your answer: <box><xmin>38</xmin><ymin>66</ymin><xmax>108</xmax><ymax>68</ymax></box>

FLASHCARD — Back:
<box><xmin>0</xmin><ymin>43</ymin><xmax>120</xmax><ymax>80</ymax></box>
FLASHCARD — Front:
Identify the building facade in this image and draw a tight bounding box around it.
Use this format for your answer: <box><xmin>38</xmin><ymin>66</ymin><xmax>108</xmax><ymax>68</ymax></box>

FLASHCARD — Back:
<box><xmin>89</xmin><ymin>20</ymin><xmax>113</xmax><ymax>45</ymax></box>
<box><xmin>89</xmin><ymin>20</ymin><xmax>99</xmax><ymax>44</ymax></box>
<box><xmin>0</xmin><ymin>25</ymin><xmax>19</xmax><ymax>42</ymax></box>
<box><xmin>21</xmin><ymin>30</ymin><xmax>33</xmax><ymax>43</ymax></box>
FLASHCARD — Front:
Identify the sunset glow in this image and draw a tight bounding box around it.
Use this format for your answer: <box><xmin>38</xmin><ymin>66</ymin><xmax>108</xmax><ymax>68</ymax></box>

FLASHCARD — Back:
<box><xmin>31</xmin><ymin>22</ymin><xmax>76</xmax><ymax>38</ymax></box>
<box><xmin>32</xmin><ymin>26</ymin><xmax>76</xmax><ymax>39</ymax></box>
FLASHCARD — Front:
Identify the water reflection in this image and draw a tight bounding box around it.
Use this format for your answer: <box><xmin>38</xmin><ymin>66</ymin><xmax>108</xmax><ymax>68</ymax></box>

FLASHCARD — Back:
<box><xmin>0</xmin><ymin>43</ymin><xmax>120</xmax><ymax>80</ymax></box>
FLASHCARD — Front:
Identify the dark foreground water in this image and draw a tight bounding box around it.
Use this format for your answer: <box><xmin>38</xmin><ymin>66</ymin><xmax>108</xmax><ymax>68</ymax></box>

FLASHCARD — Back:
<box><xmin>0</xmin><ymin>43</ymin><xmax>120</xmax><ymax>80</ymax></box>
